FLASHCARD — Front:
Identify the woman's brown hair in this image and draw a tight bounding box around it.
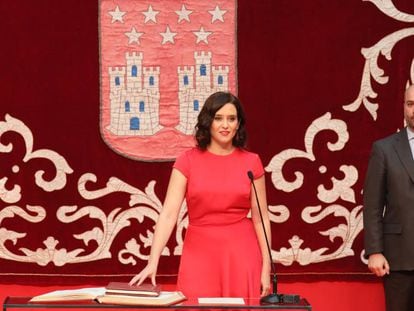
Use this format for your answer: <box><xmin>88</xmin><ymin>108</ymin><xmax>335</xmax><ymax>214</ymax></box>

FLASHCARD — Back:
<box><xmin>195</xmin><ymin>91</ymin><xmax>247</xmax><ymax>149</ymax></box>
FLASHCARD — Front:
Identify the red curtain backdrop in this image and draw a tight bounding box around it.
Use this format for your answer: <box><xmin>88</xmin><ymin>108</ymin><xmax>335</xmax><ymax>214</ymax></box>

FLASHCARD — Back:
<box><xmin>0</xmin><ymin>0</ymin><xmax>413</xmax><ymax>284</ymax></box>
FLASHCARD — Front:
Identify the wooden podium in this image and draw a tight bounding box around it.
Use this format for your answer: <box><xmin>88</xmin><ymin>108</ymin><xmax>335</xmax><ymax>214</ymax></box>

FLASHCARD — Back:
<box><xmin>3</xmin><ymin>296</ymin><xmax>311</xmax><ymax>311</ymax></box>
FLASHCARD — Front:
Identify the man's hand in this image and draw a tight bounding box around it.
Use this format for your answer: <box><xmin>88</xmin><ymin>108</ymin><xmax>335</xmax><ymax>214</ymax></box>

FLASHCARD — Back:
<box><xmin>368</xmin><ymin>253</ymin><xmax>390</xmax><ymax>277</ymax></box>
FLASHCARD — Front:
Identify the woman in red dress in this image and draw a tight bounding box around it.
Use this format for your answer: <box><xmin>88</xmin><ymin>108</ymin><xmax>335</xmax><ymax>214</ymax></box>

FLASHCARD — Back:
<box><xmin>130</xmin><ymin>91</ymin><xmax>272</xmax><ymax>299</ymax></box>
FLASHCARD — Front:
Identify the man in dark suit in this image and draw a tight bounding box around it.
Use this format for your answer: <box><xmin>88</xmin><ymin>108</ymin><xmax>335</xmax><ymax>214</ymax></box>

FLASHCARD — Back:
<box><xmin>363</xmin><ymin>84</ymin><xmax>414</xmax><ymax>311</ymax></box>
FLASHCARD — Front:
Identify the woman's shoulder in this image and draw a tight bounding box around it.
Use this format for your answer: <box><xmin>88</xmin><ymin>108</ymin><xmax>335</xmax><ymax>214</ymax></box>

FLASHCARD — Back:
<box><xmin>237</xmin><ymin>148</ymin><xmax>261</xmax><ymax>159</ymax></box>
<box><xmin>176</xmin><ymin>147</ymin><xmax>203</xmax><ymax>160</ymax></box>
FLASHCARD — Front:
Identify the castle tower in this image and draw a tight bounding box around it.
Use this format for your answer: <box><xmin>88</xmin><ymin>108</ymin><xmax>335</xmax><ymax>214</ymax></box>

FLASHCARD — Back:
<box><xmin>108</xmin><ymin>66</ymin><xmax>126</xmax><ymax>133</ymax></box>
<box><xmin>212</xmin><ymin>65</ymin><xmax>229</xmax><ymax>91</ymax></box>
<box><xmin>107</xmin><ymin>52</ymin><xmax>163</xmax><ymax>136</ymax></box>
<box><xmin>143</xmin><ymin>67</ymin><xmax>160</xmax><ymax>92</ymax></box>
<box><xmin>140</xmin><ymin>66</ymin><xmax>161</xmax><ymax>135</ymax></box>
<box><xmin>178</xmin><ymin>66</ymin><xmax>195</xmax><ymax>91</ymax></box>
<box><xmin>194</xmin><ymin>51</ymin><xmax>212</xmax><ymax>91</ymax></box>
<box><xmin>108</xmin><ymin>66</ymin><xmax>126</xmax><ymax>94</ymax></box>
<box><xmin>126</xmin><ymin>52</ymin><xmax>143</xmax><ymax>92</ymax></box>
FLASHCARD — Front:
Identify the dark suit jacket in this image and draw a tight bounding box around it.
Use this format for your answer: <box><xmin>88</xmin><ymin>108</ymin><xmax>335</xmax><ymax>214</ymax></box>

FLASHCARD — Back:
<box><xmin>363</xmin><ymin>128</ymin><xmax>414</xmax><ymax>271</ymax></box>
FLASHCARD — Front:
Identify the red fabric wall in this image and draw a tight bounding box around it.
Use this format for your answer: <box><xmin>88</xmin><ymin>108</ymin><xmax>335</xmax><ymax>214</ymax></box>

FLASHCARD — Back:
<box><xmin>0</xmin><ymin>0</ymin><xmax>413</xmax><ymax>290</ymax></box>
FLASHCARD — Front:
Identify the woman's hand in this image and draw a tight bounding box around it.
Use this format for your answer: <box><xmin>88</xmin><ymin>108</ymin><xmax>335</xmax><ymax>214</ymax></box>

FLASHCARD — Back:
<box><xmin>260</xmin><ymin>266</ymin><xmax>271</xmax><ymax>297</ymax></box>
<box><xmin>129</xmin><ymin>263</ymin><xmax>158</xmax><ymax>287</ymax></box>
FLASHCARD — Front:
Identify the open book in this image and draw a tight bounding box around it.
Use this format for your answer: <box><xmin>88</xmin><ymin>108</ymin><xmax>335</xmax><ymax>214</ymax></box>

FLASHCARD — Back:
<box><xmin>29</xmin><ymin>287</ymin><xmax>106</xmax><ymax>302</ymax></box>
<box><xmin>29</xmin><ymin>283</ymin><xmax>186</xmax><ymax>306</ymax></box>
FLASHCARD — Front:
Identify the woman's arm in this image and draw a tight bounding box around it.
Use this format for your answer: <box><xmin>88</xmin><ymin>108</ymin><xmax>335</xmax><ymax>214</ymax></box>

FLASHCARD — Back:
<box><xmin>250</xmin><ymin>175</ymin><xmax>272</xmax><ymax>297</ymax></box>
<box><xmin>129</xmin><ymin>168</ymin><xmax>187</xmax><ymax>286</ymax></box>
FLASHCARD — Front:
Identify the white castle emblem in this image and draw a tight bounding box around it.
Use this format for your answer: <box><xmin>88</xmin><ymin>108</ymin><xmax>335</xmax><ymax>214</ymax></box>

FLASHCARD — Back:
<box><xmin>107</xmin><ymin>51</ymin><xmax>229</xmax><ymax>136</ymax></box>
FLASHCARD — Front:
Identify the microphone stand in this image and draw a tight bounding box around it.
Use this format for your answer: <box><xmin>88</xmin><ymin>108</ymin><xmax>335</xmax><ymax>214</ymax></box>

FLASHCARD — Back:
<box><xmin>247</xmin><ymin>171</ymin><xmax>282</xmax><ymax>304</ymax></box>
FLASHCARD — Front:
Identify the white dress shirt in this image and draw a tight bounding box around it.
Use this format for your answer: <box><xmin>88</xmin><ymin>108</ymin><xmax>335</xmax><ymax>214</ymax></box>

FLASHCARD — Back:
<box><xmin>407</xmin><ymin>127</ymin><xmax>414</xmax><ymax>160</ymax></box>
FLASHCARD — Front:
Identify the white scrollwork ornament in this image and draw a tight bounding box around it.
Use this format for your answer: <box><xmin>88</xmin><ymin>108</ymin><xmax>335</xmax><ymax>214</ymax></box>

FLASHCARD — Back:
<box><xmin>342</xmin><ymin>27</ymin><xmax>414</xmax><ymax>120</ymax></box>
<box><xmin>265</xmin><ymin>112</ymin><xmax>362</xmax><ymax>265</ymax></box>
<box><xmin>265</xmin><ymin>112</ymin><xmax>349</xmax><ymax>193</ymax></box>
<box><xmin>272</xmin><ymin>205</ymin><xmax>363</xmax><ymax>266</ymax></box>
<box><xmin>0</xmin><ymin>205</ymin><xmax>46</xmax><ymax>262</ymax></box>
<box><xmin>0</xmin><ymin>114</ymin><xmax>187</xmax><ymax>266</ymax></box>
<box><xmin>0</xmin><ymin>114</ymin><xmax>73</xmax><ymax>204</ymax></box>
<box><xmin>364</xmin><ymin>0</ymin><xmax>414</xmax><ymax>22</ymax></box>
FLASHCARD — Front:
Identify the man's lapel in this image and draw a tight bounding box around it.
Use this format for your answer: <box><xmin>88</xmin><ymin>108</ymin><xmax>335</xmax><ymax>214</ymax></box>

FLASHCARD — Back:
<box><xmin>393</xmin><ymin>128</ymin><xmax>414</xmax><ymax>184</ymax></box>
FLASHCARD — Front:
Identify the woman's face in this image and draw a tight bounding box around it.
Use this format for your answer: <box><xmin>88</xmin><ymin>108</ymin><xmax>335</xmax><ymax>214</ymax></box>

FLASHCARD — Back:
<box><xmin>209</xmin><ymin>103</ymin><xmax>239</xmax><ymax>148</ymax></box>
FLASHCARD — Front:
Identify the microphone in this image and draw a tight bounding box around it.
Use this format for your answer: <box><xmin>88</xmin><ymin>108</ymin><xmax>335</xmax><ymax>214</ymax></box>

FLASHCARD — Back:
<box><xmin>247</xmin><ymin>170</ymin><xmax>300</xmax><ymax>305</ymax></box>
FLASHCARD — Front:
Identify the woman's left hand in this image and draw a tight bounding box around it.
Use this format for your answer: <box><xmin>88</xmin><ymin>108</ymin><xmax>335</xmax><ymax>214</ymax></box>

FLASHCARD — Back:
<box><xmin>260</xmin><ymin>267</ymin><xmax>271</xmax><ymax>297</ymax></box>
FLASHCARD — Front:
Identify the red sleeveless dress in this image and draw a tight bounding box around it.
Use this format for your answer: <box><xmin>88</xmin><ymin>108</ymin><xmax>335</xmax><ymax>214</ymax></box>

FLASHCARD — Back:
<box><xmin>173</xmin><ymin>148</ymin><xmax>264</xmax><ymax>298</ymax></box>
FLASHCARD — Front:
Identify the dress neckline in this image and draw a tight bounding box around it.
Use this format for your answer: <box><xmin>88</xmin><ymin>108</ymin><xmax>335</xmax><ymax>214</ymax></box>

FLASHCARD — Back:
<box><xmin>205</xmin><ymin>147</ymin><xmax>238</xmax><ymax>157</ymax></box>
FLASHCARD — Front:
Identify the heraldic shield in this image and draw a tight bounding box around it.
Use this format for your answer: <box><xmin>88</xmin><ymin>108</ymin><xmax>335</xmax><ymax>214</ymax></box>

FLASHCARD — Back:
<box><xmin>99</xmin><ymin>0</ymin><xmax>237</xmax><ymax>161</ymax></box>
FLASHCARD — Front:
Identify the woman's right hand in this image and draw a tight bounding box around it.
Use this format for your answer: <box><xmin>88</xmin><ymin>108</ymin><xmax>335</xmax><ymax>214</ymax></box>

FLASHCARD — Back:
<box><xmin>128</xmin><ymin>169</ymin><xmax>186</xmax><ymax>288</ymax></box>
<box><xmin>129</xmin><ymin>263</ymin><xmax>158</xmax><ymax>286</ymax></box>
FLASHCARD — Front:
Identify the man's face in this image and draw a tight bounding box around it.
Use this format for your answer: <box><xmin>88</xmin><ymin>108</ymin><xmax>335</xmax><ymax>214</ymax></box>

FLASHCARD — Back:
<box><xmin>404</xmin><ymin>86</ymin><xmax>414</xmax><ymax>131</ymax></box>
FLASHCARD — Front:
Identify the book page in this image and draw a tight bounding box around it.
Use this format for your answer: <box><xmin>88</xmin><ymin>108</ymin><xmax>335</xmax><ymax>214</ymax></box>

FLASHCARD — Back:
<box><xmin>30</xmin><ymin>287</ymin><xmax>105</xmax><ymax>302</ymax></box>
<box><xmin>198</xmin><ymin>297</ymin><xmax>245</xmax><ymax>305</ymax></box>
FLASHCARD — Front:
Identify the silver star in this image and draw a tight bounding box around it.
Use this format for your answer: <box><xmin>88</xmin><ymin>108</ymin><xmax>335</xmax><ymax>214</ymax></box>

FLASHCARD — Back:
<box><xmin>193</xmin><ymin>26</ymin><xmax>212</xmax><ymax>44</ymax></box>
<box><xmin>175</xmin><ymin>4</ymin><xmax>192</xmax><ymax>23</ymax></box>
<box><xmin>108</xmin><ymin>5</ymin><xmax>126</xmax><ymax>23</ymax></box>
<box><xmin>142</xmin><ymin>5</ymin><xmax>159</xmax><ymax>24</ymax></box>
<box><xmin>160</xmin><ymin>26</ymin><xmax>177</xmax><ymax>45</ymax></box>
<box><xmin>208</xmin><ymin>5</ymin><xmax>227</xmax><ymax>23</ymax></box>
<box><xmin>125</xmin><ymin>27</ymin><xmax>144</xmax><ymax>45</ymax></box>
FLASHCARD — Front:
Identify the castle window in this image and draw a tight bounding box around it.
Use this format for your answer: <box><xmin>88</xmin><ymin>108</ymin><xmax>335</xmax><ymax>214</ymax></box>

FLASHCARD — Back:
<box><xmin>125</xmin><ymin>101</ymin><xmax>130</xmax><ymax>112</ymax></box>
<box><xmin>131</xmin><ymin>65</ymin><xmax>138</xmax><ymax>77</ymax></box>
<box><xmin>183</xmin><ymin>75</ymin><xmax>189</xmax><ymax>85</ymax></box>
<box><xmin>115</xmin><ymin>77</ymin><xmax>120</xmax><ymax>86</ymax></box>
<box><xmin>193</xmin><ymin>100</ymin><xmax>199</xmax><ymax>111</ymax></box>
<box><xmin>139</xmin><ymin>101</ymin><xmax>145</xmax><ymax>112</ymax></box>
<box><xmin>130</xmin><ymin>117</ymin><xmax>140</xmax><ymax>130</ymax></box>
<box><xmin>149</xmin><ymin>76</ymin><xmax>155</xmax><ymax>86</ymax></box>
<box><xmin>200</xmin><ymin>64</ymin><xmax>206</xmax><ymax>76</ymax></box>
<box><xmin>218</xmin><ymin>75</ymin><xmax>223</xmax><ymax>85</ymax></box>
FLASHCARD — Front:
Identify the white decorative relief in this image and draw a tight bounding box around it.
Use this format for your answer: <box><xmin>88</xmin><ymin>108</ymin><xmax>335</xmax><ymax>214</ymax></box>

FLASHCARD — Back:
<box><xmin>0</xmin><ymin>205</ymin><xmax>46</xmax><ymax>262</ymax></box>
<box><xmin>343</xmin><ymin>28</ymin><xmax>414</xmax><ymax>120</ymax></box>
<box><xmin>265</xmin><ymin>112</ymin><xmax>362</xmax><ymax>265</ymax></box>
<box><xmin>0</xmin><ymin>114</ymin><xmax>187</xmax><ymax>266</ymax></box>
<box><xmin>365</xmin><ymin>0</ymin><xmax>414</xmax><ymax>22</ymax></box>
<box><xmin>317</xmin><ymin>165</ymin><xmax>358</xmax><ymax>204</ymax></box>
<box><xmin>266</xmin><ymin>112</ymin><xmax>349</xmax><ymax>194</ymax></box>
<box><xmin>0</xmin><ymin>114</ymin><xmax>73</xmax><ymax>203</ymax></box>
<box><xmin>270</xmin><ymin>204</ymin><xmax>363</xmax><ymax>266</ymax></box>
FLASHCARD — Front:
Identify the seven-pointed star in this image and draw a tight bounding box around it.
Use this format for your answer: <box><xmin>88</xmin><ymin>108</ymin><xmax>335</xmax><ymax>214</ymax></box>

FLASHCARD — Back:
<box><xmin>160</xmin><ymin>26</ymin><xmax>177</xmax><ymax>45</ymax></box>
<box><xmin>142</xmin><ymin>4</ymin><xmax>159</xmax><ymax>23</ymax></box>
<box><xmin>175</xmin><ymin>4</ymin><xmax>192</xmax><ymax>23</ymax></box>
<box><xmin>125</xmin><ymin>27</ymin><xmax>144</xmax><ymax>44</ymax></box>
<box><xmin>108</xmin><ymin>5</ymin><xmax>126</xmax><ymax>23</ymax></box>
